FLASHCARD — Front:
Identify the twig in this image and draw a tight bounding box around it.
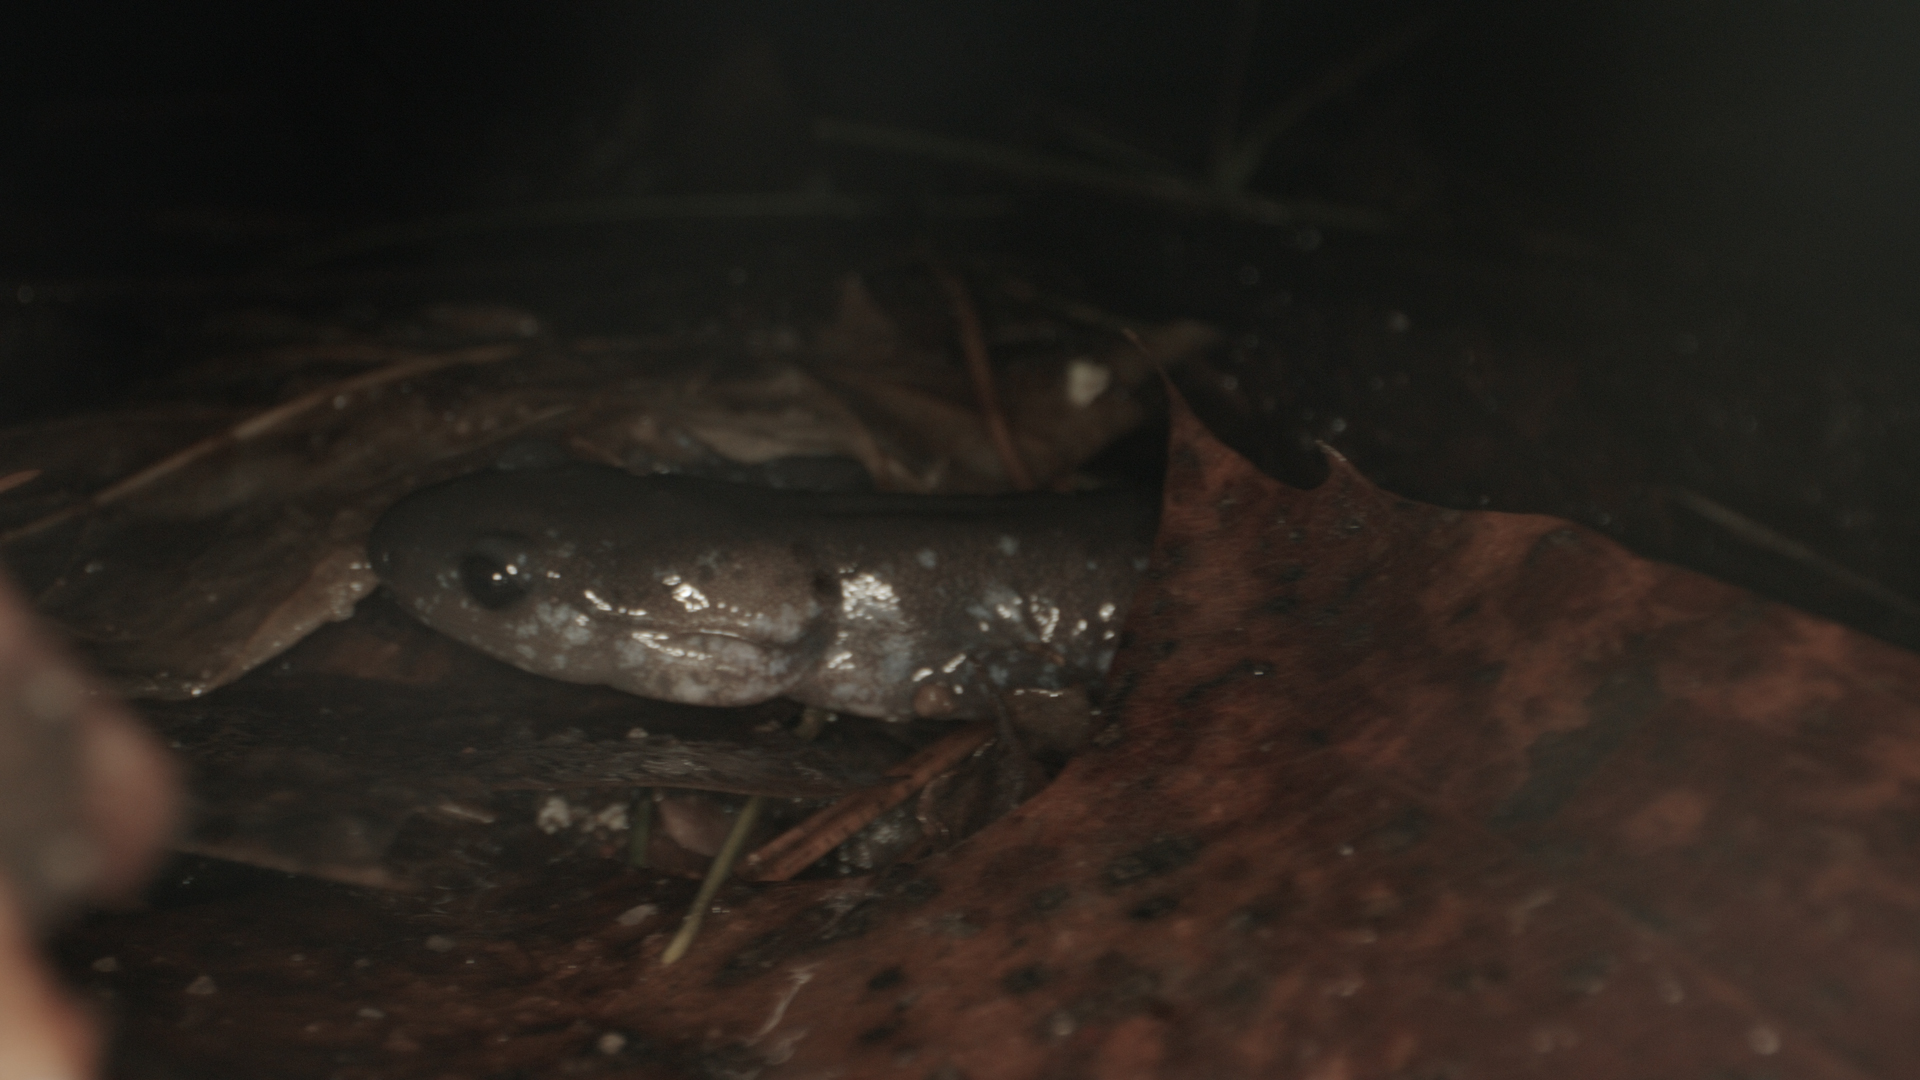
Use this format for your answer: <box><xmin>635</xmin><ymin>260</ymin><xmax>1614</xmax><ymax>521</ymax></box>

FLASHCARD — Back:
<box><xmin>0</xmin><ymin>470</ymin><xmax>42</xmax><ymax>497</ymax></box>
<box><xmin>1213</xmin><ymin>18</ymin><xmax>1435</xmax><ymax>193</ymax></box>
<box><xmin>1122</xmin><ymin>327</ymin><xmax>1168</xmax><ymax>376</ymax></box>
<box><xmin>1666</xmin><ymin>486</ymin><xmax>1920</xmax><ymax>620</ymax></box>
<box><xmin>275</xmin><ymin>191</ymin><xmax>1003</xmax><ymax>269</ymax></box>
<box><xmin>628</xmin><ymin>788</ymin><xmax>654</xmax><ymax>868</ymax></box>
<box><xmin>658</xmin><ymin>708</ymin><xmax>831</xmax><ymax>965</ymax></box>
<box><xmin>1209</xmin><ymin>0</ymin><xmax>1265</xmax><ymax>183</ymax></box>
<box><xmin>740</xmin><ymin>722</ymin><xmax>996</xmax><ymax>883</ymax></box>
<box><xmin>1002</xmin><ymin>281</ymin><xmax>1141</xmax><ymax>335</ymax></box>
<box><xmin>815</xmin><ymin>117</ymin><xmax>1391</xmax><ymax>232</ymax></box>
<box><xmin>0</xmin><ymin>343</ymin><xmax>523</xmax><ymax>545</ymax></box>
<box><xmin>659</xmin><ymin>795</ymin><xmax>765</xmax><ymax>966</ymax></box>
<box><xmin>931</xmin><ymin>264</ymin><xmax>1036</xmax><ymax>491</ymax></box>
<box><xmin>1044</xmin><ymin>103</ymin><xmax>1187</xmax><ymax>179</ymax></box>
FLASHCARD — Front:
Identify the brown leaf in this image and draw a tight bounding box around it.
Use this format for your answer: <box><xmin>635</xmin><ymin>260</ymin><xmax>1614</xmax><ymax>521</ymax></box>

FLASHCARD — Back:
<box><xmin>52</xmin><ymin>393</ymin><xmax>1920</xmax><ymax>1076</ymax></box>
<box><xmin>68</xmin><ymin>387</ymin><xmax>1920</xmax><ymax>1079</ymax></box>
<box><xmin>586</xmin><ymin>394</ymin><xmax>1918</xmax><ymax>1077</ymax></box>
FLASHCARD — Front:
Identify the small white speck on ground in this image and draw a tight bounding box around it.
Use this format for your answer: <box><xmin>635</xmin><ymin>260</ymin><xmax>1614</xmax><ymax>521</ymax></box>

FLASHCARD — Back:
<box><xmin>537</xmin><ymin>794</ymin><xmax>574</xmax><ymax>833</ymax></box>
<box><xmin>592</xmin><ymin>803</ymin><xmax>630</xmax><ymax>831</ymax></box>
<box><xmin>617</xmin><ymin>903</ymin><xmax>659</xmax><ymax>927</ymax></box>
<box><xmin>1065</xmin><ymin>359</ymin><xmax>1112</xmax><ymax>407</ymax></box>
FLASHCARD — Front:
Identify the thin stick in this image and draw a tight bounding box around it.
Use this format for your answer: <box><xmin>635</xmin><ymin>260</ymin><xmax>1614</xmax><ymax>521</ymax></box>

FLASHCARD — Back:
<box><xmin>1214</xmin><ymin>18</ymin><xmax>1435</xmax><ymax>193</ymax></box>
<box><xmin>628</xmin><ymin>788</ymin><xmax>654</xmax><ymax>868</ymax></box>
<box><xmin>1122</xmin><ymin>327</ymin><xmax>1169</xmax><ymax>379</ymax></box>
<box><xmin>1048</xmin><ymin>106</ymin><xmax>1188</xmax><ymax>179</ymax></box>
<box><xmin>276</xmin><ymin>191</ymin><xmax>903</xmax><ymax>269</ymax></box>
<box><xmin>1666</xmin><ymin>486</ymin><xmax>1920</xmax><ymax>619</ymax></box>
<box><xmin>658</xmin><ymin>707</ymin><xmax>831</xmax><ymax>965</ymax></box>
<box><xmin>740</xmin><ymin>722</ymin><xmax>996</xmax><ymax>883</ymax></box>
<box><xmin>816</xmin><ymin>117</ymin><xmax>1390</xmax><ymax>232</ymax></box>
<box><xmin>0</xmin><ymin>470</ymin><xmax>42</xmax><ymax>497</ymax></box>
<box><xmin>1209</xmin><ymin>0</ymin><xmax>1265</xmax><ymax>184</ymax></box>
<box><xmin>659</xmin><ymin>796</ymin><xmax>765</xmax><ymax>966</ymax></box>
<box><xmin>0</xmin><ymin>343</ymin><xmax>523</xmax><ymax>545</ymax></box>
<box><xmin>931</xmin><ymin>264</ymin><xmax>1036</xmax><ymax>491</ymax></box>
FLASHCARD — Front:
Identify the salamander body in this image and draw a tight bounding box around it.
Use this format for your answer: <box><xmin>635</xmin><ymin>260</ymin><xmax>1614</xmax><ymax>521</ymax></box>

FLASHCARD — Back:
<box><xmin>368</xmin><ymin>463</ymin><xmax>1155</xmax><ymax>720</ymax></box>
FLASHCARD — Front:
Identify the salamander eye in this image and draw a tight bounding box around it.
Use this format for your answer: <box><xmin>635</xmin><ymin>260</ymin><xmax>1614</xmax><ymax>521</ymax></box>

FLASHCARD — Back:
<box><xmin>459</xmin><ymin>533</ymin><xmax>538</xmax><ymax>610</ymax></box>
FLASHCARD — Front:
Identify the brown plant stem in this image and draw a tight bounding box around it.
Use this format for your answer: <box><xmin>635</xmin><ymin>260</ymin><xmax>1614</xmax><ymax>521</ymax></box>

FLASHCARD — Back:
<box><xmin>0</xmin><ymin>471</ymin><xmax>41</xmax><ymax>498</ymax></box>
<box><xmin>658</xmin><ymin>708</ymin><xmax>833</xmax><ymax>964</ymax></box>
<box><xmin>931</xmin><ymin>264</ymin><xmax>1036</xmax><ymax>491</ymax></box>
<box><xmin>740</xmin><ymin>722</ymin><xmax>996</xmax><ymax>883</ymax></box>
<box><xmin>0</xmin><ymin>344</ymin><xmax>524</xmax><ymax>545</ymax></box>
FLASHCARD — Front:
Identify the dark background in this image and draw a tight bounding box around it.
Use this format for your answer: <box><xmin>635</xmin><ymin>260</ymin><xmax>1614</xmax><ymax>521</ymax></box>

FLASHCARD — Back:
<box><xmin>6</xmin><ymin>0</ymin><xmax>1920</xmax><ymax>644</ymax></box>
<box><xmin>4</xmin><ymin>1</ymin><xmax>1916</xmax><ymax>277</ymax></box>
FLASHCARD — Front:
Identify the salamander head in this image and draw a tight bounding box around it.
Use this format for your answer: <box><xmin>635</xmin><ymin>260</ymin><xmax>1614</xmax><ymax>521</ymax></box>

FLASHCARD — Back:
<box><xmin>368</xmin><ymin>463</ymin><xmax>836</xmax><ymax>705</ymax></box>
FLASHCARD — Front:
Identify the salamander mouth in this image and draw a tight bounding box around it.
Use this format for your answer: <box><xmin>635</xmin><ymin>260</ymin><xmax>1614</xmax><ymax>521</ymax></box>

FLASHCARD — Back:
<box><xmin>605</xmin><ymin>627</ymin><xmax>821</xmax><ymax>706</ymax></box>
<box><xmin>621</xmin><ymin>627</ymin><xmax>788</xmax><ymax>662</ymax></box>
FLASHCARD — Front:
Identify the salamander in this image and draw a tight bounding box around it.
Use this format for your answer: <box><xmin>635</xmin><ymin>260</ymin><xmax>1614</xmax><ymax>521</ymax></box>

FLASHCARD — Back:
<box><xmin>367</xmin><ymin>462</ymin><xmax>1156</xmax><ymax>721</ymax></box>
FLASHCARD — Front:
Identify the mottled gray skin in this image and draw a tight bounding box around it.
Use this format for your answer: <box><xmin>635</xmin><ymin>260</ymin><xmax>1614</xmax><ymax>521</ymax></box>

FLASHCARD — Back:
<box><xmin>368</xmin><ymin>464</ymin><xmax>1156</xmax><ymax>721</ymax></box>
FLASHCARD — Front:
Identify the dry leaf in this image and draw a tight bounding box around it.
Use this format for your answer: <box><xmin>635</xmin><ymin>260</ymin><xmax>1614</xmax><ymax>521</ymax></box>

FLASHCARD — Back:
<box><xmin>60</xmin><ymin>393</ymin><xmax>1920</xmax><ymax>1076</ymax></box>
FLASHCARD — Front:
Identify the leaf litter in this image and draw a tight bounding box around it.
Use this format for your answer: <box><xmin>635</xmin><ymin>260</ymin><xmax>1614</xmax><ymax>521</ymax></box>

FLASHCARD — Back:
<box><xmin>0</xmin><ymin>273</ymin><xmax>1208</xmax><ymax>702</ymax></box>
<box><xmin>41</xmin><ymin>380</ymin><xmax>1920</xmax><ymax>1078</ymax></box>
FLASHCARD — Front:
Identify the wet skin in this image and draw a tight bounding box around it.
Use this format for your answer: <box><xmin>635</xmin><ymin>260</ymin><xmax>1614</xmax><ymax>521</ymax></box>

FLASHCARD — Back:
<box><xmin>368</xmin><ymin>463</ymin><xmax>1156</xmax><ymax>721</ymax></box>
